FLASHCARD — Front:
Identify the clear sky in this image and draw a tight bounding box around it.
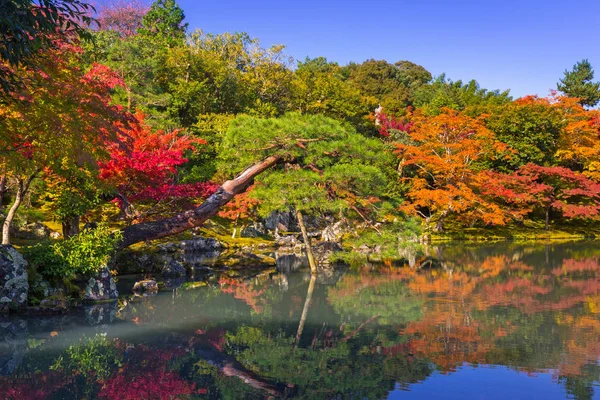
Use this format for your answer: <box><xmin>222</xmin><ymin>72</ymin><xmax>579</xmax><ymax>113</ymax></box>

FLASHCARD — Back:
<box><xmin>174</xmin><ymin>0</ymin><xmax>599</xmax><ymax>98</ymax></box>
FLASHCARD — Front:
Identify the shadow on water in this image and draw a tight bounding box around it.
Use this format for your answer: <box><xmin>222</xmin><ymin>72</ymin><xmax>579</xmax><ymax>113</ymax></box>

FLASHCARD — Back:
<box><xmin>0</xmin><ymin>242</ymin><xmax>599</xmax><ymax>399</ymax></box>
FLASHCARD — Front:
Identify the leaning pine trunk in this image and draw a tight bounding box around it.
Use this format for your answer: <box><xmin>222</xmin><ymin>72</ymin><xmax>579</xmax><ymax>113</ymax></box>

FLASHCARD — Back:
<box><xmin>296</xmin><ymin>210</ymin><xmax>318</xmax><ymax>274</ymax></box>
<box><xmin>120</xmin><ymin>155</ymin><xmax>281</xmax><ymax>248</ymax></box>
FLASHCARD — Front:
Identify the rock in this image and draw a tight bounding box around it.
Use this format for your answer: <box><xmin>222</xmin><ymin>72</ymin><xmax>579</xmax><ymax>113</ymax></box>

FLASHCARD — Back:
<box><xmin>49</xmin><ymin>231</ymin><xmax>61</xmax><ymax>239</ymax></box>
<box><xmin>265</xmin><ymin>211</ymin><xmax>296</xmax><ymax>232</ymax></box>
<box><xmin>11</xmin><ymin>222</ymin><xmax>51</xmax><ymax>240</ymax></box>
<box><xmin>241</xmin><ymin>222</ymin><xmax>267</xmax><ymax>238</ymax></box>
<box><xmin>157</xmin><ymin>242</ymin><xmax>180</xmax><ymax>253</ymax></box>
<box><xmin>0</xmin><ymin>245</ymin><xmax>29</xmax><ymax>313</ymax></box>
<box><xmin>162</xmin><ymin>260</ymin><xmax>186</xmax><ymax>277</ymax></box>
<box><xmin>182</xmin><ymin>250</ymin><xmax>221</xmax><ymax>266</ymax></box>
<box><xmin>132</xmin><ymin>279</ymin><xmax>158</xmax><ymax>293</ymax></box>
<box><xmin>312</xmin><ymin>242</ymin><xmax>343</xmax><ymax>266</ymax></box>
<box><xmin>180</xmin><ymin>237</ymin><xmax>224</xmax><ymax>252</ymax></box>
<box><xmin>39</xmin><ymin>298</ymin><xmax>69</xmax><ymax>312</ymax></box>
<box><xmin>275</xmin><ymin>234</ymin><xmax>300</xmax><ymax>248</ymax></box>
<box><xmin>114</xmin><ymin>250</ymin><xmax>163</xmax><ymax>275</ymax></box>
<box><xmin>321</xmin><ymin>220</ymin><xmax>348</xmax><ymax>243</ymax></box>
<box><xmin>84</xmin><ymin>266</ymin><xmax>118</xmax><ymax>302</ymax></box>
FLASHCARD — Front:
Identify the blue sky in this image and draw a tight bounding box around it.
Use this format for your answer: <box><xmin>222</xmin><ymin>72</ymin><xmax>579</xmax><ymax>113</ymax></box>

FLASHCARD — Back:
<box><xmin>174</xmin><ymin>0</ymin><xmax>599</xmax><ymax>98</ymax></box>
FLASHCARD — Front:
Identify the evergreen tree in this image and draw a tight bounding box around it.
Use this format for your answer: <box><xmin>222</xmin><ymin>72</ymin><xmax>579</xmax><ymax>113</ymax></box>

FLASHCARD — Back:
<box><xmin>557</xmin><ymin>59</ymin><xmax>600</xmax><ymax>107</ymax></box>
<box><xmin>139</xmin><ymin>0</ymin><xmax>187</xmax><ymax>47</ymax></box>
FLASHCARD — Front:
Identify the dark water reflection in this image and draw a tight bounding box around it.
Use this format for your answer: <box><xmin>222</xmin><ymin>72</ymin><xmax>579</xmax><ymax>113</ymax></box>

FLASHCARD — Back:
<box><xmin>1</xmin><ymin>242</ymin><xmax>599</xmax><ymax>399</ymax></box>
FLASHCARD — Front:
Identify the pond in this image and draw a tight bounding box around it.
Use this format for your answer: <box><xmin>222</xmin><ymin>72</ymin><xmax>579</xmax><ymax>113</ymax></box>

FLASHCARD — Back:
<box><xmin>1</xmin><ymin>242</ymin><xmax>599</xmax><ymax>399</ymax></box>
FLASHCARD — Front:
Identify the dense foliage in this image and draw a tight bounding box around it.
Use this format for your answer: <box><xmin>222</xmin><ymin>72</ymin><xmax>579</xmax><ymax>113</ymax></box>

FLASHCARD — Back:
<box><xmin>0</xmin><ymin>0</ymin><xmax>599</xmax><ymax>271</ymax></box>
<box><xmin>25</xmin><ymin>224</ymin><xmax>122</xmax><ymax>281</ymax></box>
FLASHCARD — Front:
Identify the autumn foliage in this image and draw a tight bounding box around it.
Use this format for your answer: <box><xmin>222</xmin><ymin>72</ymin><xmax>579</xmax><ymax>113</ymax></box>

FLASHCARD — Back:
<box><xmin>98</xmin><ymin>111</ymin><xmax>217</xmax><ymax>217</ymax></box>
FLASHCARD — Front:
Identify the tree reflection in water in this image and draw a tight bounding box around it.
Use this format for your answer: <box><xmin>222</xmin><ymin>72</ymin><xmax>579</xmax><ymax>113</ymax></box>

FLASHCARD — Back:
<box><xmin>0</xmin><ymin>242</ymin><xmax>598</xmax><ymax>399</ymax></box>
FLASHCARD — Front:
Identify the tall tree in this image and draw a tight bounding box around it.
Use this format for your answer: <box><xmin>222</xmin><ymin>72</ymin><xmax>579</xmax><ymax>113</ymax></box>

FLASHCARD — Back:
<box><xmin>394</xmin><ymin>109</ymin><xmax>508</xmax><ymax>232</ymax></box>
<box><xmin>138</xmin><ymin>0</ymin><xmax>187</xmax><ymax>47</ymax></box>
<box><xmin>515</xmin><ymin>164</ymin><xmax>600</xmax><ymax>230</ymax></box>
<box><xmin>483</xmin><ymin>96</ymin><xmax>565</xmax><ymax>171</ymax></box>
<box><xmin>343</xmin><ymin>59</ymin><xmax>431</xmax><ymax>115</ymax></box>
<box><xmin>0</xmin><ymin>43</ymin><xmax>127</xmax><ymax>244</ymax></box>
<box><xmin>557</xmin><ymin>59</ymin><xmax>600</xmax><ymax>108</ymax></box>
<box><xmin>95</xmin><ymin>0</ymin><xmax>148</xmax><ymax>38</ymax></box>
<box><xmin>413</xmin><ymin>75</ymin><xmax>512</xmax><ymax>115</ymax></box>
<box><xmin>99</xmin><ymin>111</ymin><xmax>215</xmax><ymax>221</ymax></box>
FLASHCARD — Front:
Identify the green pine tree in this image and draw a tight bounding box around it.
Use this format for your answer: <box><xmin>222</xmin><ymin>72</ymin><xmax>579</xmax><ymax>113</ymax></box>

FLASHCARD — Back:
<box><xmin>557</xmin><ymin>59</ymin><xmax>600</xmax><ymax>107</ymax></box>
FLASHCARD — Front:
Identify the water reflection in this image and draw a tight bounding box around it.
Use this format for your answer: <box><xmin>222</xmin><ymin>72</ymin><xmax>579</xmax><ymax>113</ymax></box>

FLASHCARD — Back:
<box><xmin>0</xmin><ymin>242</ymin><xmax>599</xmax><ymax>399</ymax></box>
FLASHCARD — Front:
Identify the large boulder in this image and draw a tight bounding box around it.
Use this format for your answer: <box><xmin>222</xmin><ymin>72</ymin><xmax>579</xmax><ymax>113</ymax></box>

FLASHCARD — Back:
<box><xmin>84</xmin><ymin>266</ymin><xmax>118</xmax><ymax>302</ymax></box>
<box><xmin>0</xmin><ymin>245</ymin><xmax>29</xmax><ymax>313</ymax></box>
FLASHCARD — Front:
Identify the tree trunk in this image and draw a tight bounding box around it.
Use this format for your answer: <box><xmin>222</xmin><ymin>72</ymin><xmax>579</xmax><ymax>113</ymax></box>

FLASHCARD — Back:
<box><xmin>296</xmin><ymin>209</ymin><xmax>317</xmax><ymax>274</ymax></box>
<box><xmin>120</xmin><ymin>155</ymin><xmax>281</xmax><ymax>248</ymax></box>
<box><xmin>2</xmin><ymin>174</ymin><xmax>36</xmax><ymax>245</ymax></box>
<box><xmin>434</xmin><ymin>215</ymin><xmax>445</xmax><ymax>233</ymax></box>
<box><xmin>62</xmin><ymin>215</ymin><xmax>80</xmax><ymax>238</ymax></box>
<box><xmin>115</xmin><ymin>193</ymin><xmax>138</xmax><ymax>221</ymax></box>
<box><xmin>0</xmin><ymin>175</ymin><xmax>6</xmax><ymax>208</ymax></box>
<box><xmin>545</xmin><ymin>207</ymin><xmax>550</xmax><ymax>231</ymax></box>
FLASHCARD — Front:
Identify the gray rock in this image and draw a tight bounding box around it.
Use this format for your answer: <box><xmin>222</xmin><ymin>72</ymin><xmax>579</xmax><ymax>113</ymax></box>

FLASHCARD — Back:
<box><xmin>39</xmin><ymin>298</ymin><xmax>69</xmax><ymax>312</ymax></box>
<box><xmin>275</xmin><ymin>234</ymin><xmax>300</xmax><ymax>248</ymax></box>
<box><xmin>241</xmin><ymin>222</ymin><xmax>267</xmax><ymax>238</ymax></box>
<box><xmin>84</xmin><ymin>266</ymin><xmax>118</xmax><ymax>302</ymax></box>
<box><xmin>265</xmin><ymin>211</ymin><xmax>296</xmax><ymax>232</ymax></box>
<box><xmin>321</xmin><ymin>220</ymin><xmax>348</xmax><ymax>243</ymax></box>
<box><xmin>161</xmin><ymin>260</ymin><xmax>186</xmax><ymax>277</ymax></box>
<box><xmin>132</xmin><ymin>279</ymin><xmax>158</xmax><ymax>293</ymax></box>
<box><xmin>312</xmin><ymin>242</ymin><xmax>343</xmax><ymax>266</ymax></box>
<box><xmin>157</xmin><ymin>242</ymin><xmax>180</xmax><ymax>253</ymax></box>
<box><xmin>180</xmin><ymin>237</ymin><xmax>224</xmax><ymax>252</ymax></box>
<box><xmin>114</xmin><ymin>250</ymin><xmax>162</xmax><ymax>275</ymax></box>
<box><xmin>11</xmin><ymin>222</ymin><xmax>51</xmax><ymax>240</ymax></box>
<box><xmin>0</xmin><ymin>245</ymin><xmax>29</xmax><ymax>313</ymax></box>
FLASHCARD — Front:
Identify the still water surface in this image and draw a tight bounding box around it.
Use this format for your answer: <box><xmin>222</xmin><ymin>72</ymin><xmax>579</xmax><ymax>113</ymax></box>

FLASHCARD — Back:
<box><xmin>1</xmin><ymin>242</ymin><xmax>599</xmax><ymax>399</ymax></box>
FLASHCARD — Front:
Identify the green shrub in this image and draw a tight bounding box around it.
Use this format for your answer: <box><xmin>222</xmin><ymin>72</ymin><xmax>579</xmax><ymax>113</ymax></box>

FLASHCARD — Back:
<box><xmin>24</xmin><ymin>224</ymin><xmax>122</xmax><ymax>281</ymax></box>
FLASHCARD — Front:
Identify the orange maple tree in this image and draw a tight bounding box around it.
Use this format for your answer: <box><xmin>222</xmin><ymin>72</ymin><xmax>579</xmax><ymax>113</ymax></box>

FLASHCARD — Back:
<box><xmin>393</xmin><ymin>109</ymin><xmax>508</xmax><ymax>231</ymax></box>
